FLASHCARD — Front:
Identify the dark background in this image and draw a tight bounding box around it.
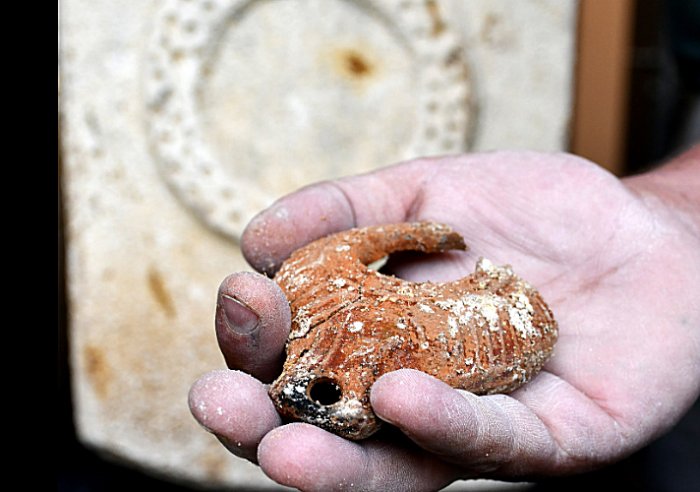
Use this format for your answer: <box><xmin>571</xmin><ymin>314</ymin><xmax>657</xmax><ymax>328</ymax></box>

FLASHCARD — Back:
<box><xmin>58</xmin><ymin>1</ymin><xmax>699</xmax><ymax>490</ymax></box>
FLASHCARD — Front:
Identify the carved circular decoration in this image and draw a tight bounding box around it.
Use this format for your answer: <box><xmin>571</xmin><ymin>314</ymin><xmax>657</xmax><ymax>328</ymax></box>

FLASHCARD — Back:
<box><xmin>145</xmin><ymin>0</ymin><xmax>474</xmax><ymax>241</ymax></box>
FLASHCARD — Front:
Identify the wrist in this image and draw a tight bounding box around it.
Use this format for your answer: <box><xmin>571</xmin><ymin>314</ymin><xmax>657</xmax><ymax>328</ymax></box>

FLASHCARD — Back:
<box><xmin>623</xmin><ymin>144</ymin><xmax>700</xmax><ymax>236</ymax></box>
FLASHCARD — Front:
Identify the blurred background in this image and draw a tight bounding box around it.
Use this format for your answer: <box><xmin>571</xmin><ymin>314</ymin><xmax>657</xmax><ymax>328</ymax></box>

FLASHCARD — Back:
<box><xmin>59</xmin><ymin>0</ymin><xmax>698</xmax><ymax>490</ymax></box>
<box><xmin>571</xmin><ymin>0</ymin><xmax>699</xmax><ymax>174</ymax></box>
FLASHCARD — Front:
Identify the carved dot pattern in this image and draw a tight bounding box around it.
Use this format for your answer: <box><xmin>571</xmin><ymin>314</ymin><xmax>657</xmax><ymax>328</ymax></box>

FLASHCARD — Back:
<box><xmin>145</xmin><ymin>0</ymin><xmax>474</xmax><ymax>241</ymax></box>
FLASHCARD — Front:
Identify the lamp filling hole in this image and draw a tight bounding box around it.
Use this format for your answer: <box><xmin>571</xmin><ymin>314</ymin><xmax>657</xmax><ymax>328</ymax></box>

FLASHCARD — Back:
<box><xmin>308</xmin><ymin>377</ymin><xmax>342</xmax><ymax>406</ymax></box>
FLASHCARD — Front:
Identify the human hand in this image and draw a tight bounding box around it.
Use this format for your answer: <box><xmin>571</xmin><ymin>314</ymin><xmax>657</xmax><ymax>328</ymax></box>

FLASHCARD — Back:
<box><xmin>189</xmin><ymin>149</ymin><xmax>700</xmax><ymax>491</ymax></box>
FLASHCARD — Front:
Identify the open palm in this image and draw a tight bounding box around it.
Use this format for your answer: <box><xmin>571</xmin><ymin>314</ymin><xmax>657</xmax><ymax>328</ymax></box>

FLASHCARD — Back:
<box><xmin>189</xmin><ymin>151</ymin><xmax>700</xmax><ymax>491</ymax></box>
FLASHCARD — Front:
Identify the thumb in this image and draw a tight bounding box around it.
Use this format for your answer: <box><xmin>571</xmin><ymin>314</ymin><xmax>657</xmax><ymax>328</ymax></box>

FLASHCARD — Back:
<box><xmin>369</xmin><ymin>369</ymin><xmax>609</xmax><ymax>477</ymax></box>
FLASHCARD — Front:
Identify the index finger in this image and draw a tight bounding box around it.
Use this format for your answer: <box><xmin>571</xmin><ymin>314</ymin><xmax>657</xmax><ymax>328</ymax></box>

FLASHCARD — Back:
<box><xmin>241</xmin><ymin>159</ymin><xmax>429</xmax><ymax>275</ymax></box>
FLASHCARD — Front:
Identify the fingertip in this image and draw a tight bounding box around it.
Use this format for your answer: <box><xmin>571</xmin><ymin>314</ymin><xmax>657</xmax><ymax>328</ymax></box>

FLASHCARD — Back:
<box><xmin>216</xmin><ymin>272</ymin><xmax>290</xmax><ymax>381</ymax></box>
<box><xmin>241</xmin><ymin>183</ymin><xmax>356</xmax><ymax>275</ymax></box>
<box><xmin>257</xmin><ymin>423</ymin><xmax>364</xmax><ymax>491</ymax></box>
<box><xmin>371</xmin><ymin>369</ymin><xmax>453</xmax><ymax>427</ymax></box>
<box><xmin>187</xmin><ymin>369</ymin><xmax>281</xmax><ymax>435</ymax></box>
<box><xmin>240</xmin><ymin>159</ymin><xmax>430</xmax><ymax>274</ymax></box>
<box><xmin>188</xmin><ymin>370</ymin><xmax>241</xmax><ymax>433</ymax></box>
<box><xmin>188</xmin><ymin>370</ymin><xmax>281</xmax><ymax>462</ymax></box>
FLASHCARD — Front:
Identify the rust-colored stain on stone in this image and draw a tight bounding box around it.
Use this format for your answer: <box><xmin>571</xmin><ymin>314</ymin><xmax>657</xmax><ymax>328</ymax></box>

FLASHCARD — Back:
<box><xmin>147</xmin><ymin>266</ymin><xmax>176</xmax><ymax>318</ymax></box>
<box><xmin>426</xmin><ymin>0</ymin><xmax>446</xmax><ymax>36</ymax></box>
<box><xmin>344</xmin><ymin>50</ymin><xmax>372</xmax><ymax>77</ymax></box>
<box><xmin>333</xmin><ymin>47</ymin><xmax>375</xmax><ymax>81</ymax></box>
<box><xmin>84</xmin><ymin>344</ymin><xmax>112</xmax><ymax>399</ymax></box>
<box><xmin>269</xmin><ymin>223</ymin><xmax>558</xmax><ymax>440</ymax></box>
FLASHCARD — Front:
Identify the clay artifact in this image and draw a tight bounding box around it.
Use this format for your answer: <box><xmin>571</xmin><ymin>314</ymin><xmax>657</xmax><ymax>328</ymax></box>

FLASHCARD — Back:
<box><xmin>269</xmin><ymin>222</ymin><xmax>558</xmax><ymax>440</ymax></box>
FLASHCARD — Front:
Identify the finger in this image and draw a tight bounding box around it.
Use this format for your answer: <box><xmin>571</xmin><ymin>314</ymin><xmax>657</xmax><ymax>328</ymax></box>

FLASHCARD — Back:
<box><xmin>370</xmin><ymin>369</ymin><xmax>564</xmax><ymax>477</ymax></box>
<box><xmin>257</xmin><ymin>423</ymin><xmax>458</xmax><ymax>492</ymax></box>
<box><xmin>216</xmin><ymin>272</ymin><xmax>290</xmax><ymax>382</ymax></box>
<box><xmin>188</xmin><ymin>369</ymin><xmax>281</xmax><ymax>463</ymax></box>
<box><xmin>241</xmin><ymin>160</ymin><xmax>430</xmax><ymax>275</ymax></box>
<box><xmin>371</xmin><ymin>369</ymin><xmax>629</xmax><ymax>477</ymax></box>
